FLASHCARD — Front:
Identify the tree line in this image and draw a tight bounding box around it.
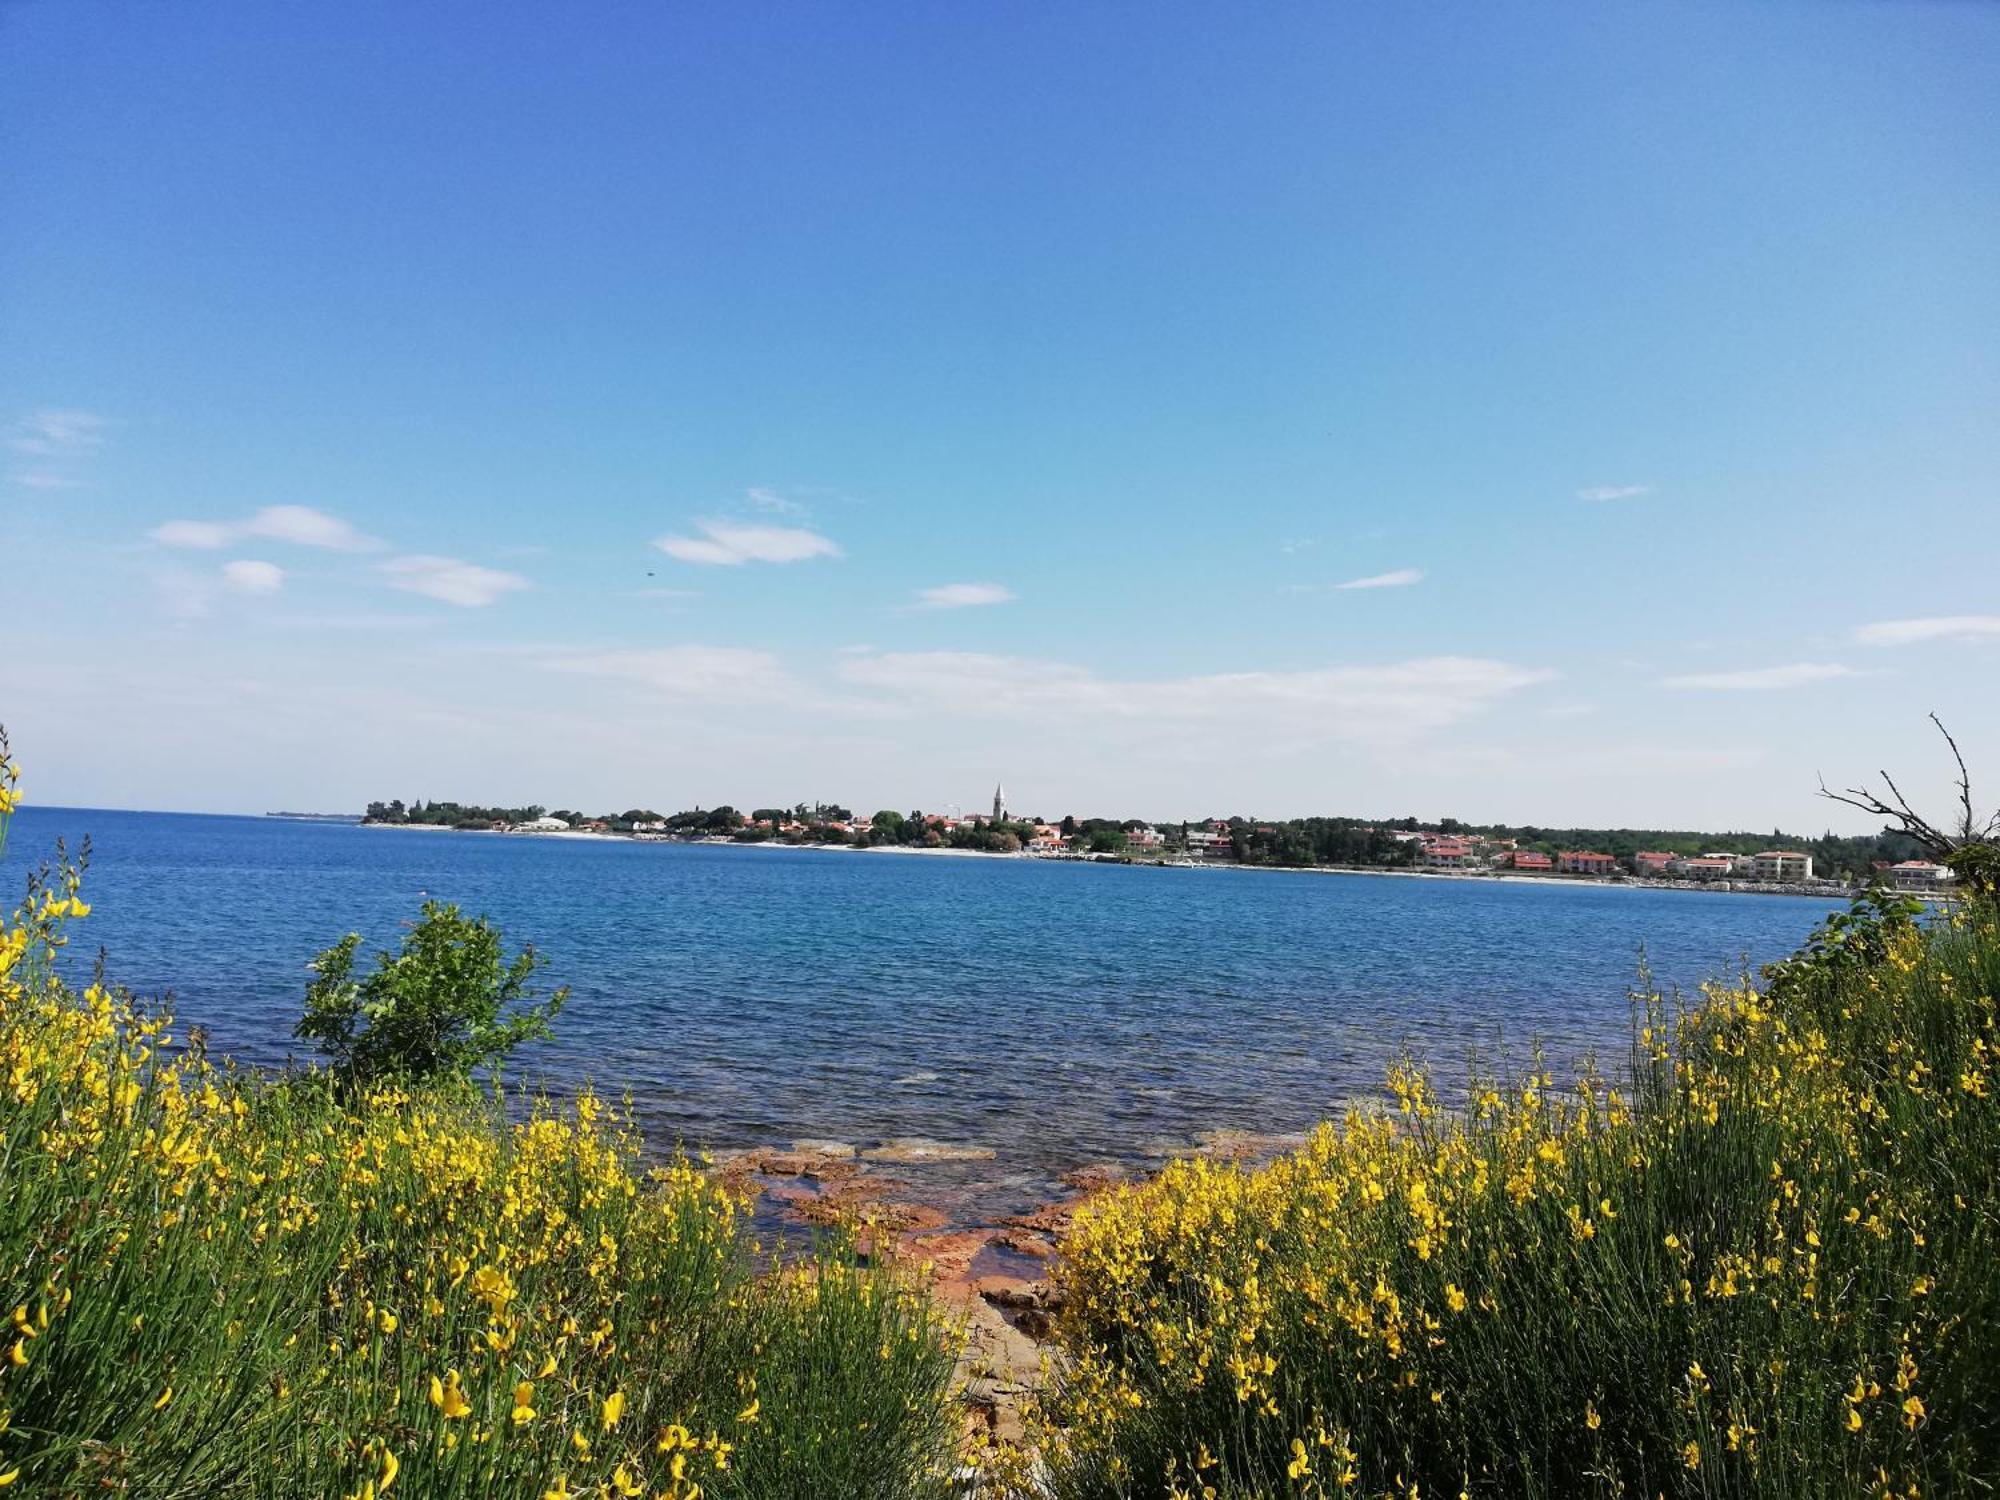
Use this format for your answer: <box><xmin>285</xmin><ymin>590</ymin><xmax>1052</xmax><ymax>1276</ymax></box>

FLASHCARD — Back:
<box><xmin>363</xmin><ymin>798</ymin><xmax>1927</xmax><ymax>880</ymax></box>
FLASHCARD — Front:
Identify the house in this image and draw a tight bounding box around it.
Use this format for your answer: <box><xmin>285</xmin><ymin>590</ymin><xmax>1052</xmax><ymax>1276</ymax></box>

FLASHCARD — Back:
<box><xmin>1631</xmin><ymin>851</ymin><xmax>1675</xmax><ymax>877</ymax></box>
<box><xmin>1557</xmin><ymin>850</ymin><xmax>1618</xmax><ymax>877</ymax></box>
<box><xmin>1671</xmin><ymin>855</ymin><xmax>1735</xmax><ymax>880</ymax></box>
<box><xmin>516</xmin><ymin>816</ymin><xmax>571</xmax><ymax>833</ymax></box>
<box><xmin>1126</xmin><ymin>824</ymin><xmax>1165</xmax><ymax>850</ymax></box>
<box><xmin>1886</xmin><ymin>860</ymin><xmax>1954</xmax><ymax>891</ymax></box>
<box><xmin>1422</xmin><ymin>837</ymin><xmax>1474</xmax><ymax>869</ymax></box>
<box><xmin>1507</xmin><ymin>850</ymin><xmax>1554</xmax><ymax>872</ymax></box>
<box><xmin>1184</xmin><ymin>830</ymin><xmax>1237</xmax><ymax>860</ymax></box>
<box><xmin>1750</xmin><ymin>850</ymin><xmax>1814</xmax><ymax>882</ymax></box>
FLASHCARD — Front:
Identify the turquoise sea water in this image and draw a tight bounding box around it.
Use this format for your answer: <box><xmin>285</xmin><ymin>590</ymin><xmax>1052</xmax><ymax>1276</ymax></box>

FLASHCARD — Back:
<box><xmin>8</xmin><ymin>806</ymin><xmax>1840</xmax><ymax>1216</ymax></box>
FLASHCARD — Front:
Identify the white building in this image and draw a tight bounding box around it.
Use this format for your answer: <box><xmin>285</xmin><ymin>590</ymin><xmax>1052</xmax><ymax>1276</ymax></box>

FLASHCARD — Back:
<box><xmin>516</xmin><ymin>816</ymin><xmax>571</xmax><ymax>832</ymax></box>
<box><xmin>1749</xmin><ymin>850</ymin><xmax>1814</xmax><ymax>882</ymax></box>
<box><xmin>1886</xmin><ymin>860</ymin><xmax>1954</xmax><ymax>891</ymax></box>
<box><xmin>1671</xmin><ymin>855</ymin><xmax>1735</xmax><ymax>880</ymax></box>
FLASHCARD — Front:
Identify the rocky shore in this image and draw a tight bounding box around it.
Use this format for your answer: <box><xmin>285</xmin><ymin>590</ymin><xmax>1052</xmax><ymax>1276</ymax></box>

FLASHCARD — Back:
<box><xmin>711</xmin><ymin>1128</ymin><xmax>1313</xmax><ymax>1447</ymax></box>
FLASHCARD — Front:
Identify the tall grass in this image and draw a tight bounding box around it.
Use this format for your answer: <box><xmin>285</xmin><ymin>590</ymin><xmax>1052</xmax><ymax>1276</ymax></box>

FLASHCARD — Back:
<box><xmin>0</xmin><ymin>761</ymin><xmax>959</xmax><ymax>1498</ymax></box>
<box><xmin>1030</xmin><ymin>891</ymin><xmax>2000</xmax><ymax>1498</ymax></box>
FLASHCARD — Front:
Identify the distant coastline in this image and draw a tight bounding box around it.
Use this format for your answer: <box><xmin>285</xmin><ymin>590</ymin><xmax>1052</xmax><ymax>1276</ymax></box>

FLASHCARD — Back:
<box><xmin>357</xmin><ymin>817</ymin><xmax>1873</xmax><ymax>900</ymax></box>
<box><xmin>352</xmin><ymin>790</ymin><xmax>1955</xmax><ymax>894</ymax></box>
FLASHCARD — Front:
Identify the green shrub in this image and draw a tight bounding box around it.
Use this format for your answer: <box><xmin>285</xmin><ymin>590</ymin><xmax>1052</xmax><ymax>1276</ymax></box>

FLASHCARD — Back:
<box><xmin>297</xmin><ymin>900</ymin><xmax>569</xmax><ymax>1087</ymax></box>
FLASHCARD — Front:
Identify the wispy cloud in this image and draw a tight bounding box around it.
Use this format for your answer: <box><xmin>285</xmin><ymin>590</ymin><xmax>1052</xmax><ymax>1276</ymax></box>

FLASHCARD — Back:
<box><xmin>151</xmin><ymin>505</ymin><xmax>381</xmax><ymax>553</ymax></box>
<box><xmin>8</xmin><ymin>407</ymin><xmax>109</xmax><ymax>489</ymax></box>
<box><xmin>274</xmin><ymin>612</ymin><xmax>433</xmax><ymax>632</ymax></box>
<box><xmin>915</xmin><ymin>582</ymin><xmax>1016</xmax><ymax>609</ymax></box>
<box><xmin>1852</xmin><ymin>615</ymin><xmax>2000</xmax><ymax>648</ymax></box>
<box><xmin>1660</xmin><ymin>662</ymin><xmax>1856</xmax><ymax>691</ymax></box>
<box><xmin>745</xmin><ymin>487</ymin><xmax>809</xmax><ymax>518</ymax></box>
<box><xmin>221</xmin><ymin>559</ymin><xmax>285</xmax><ymax>595</ymax></box>
<box><xmin>1280</xmin><ymin>538</ymin><xmax>1316</xmax><ymax>555</ymax></box>
<box><xmin>655</xmin><ymin>519</ymin><xmax>841</xmax><ymax>566</ymax></box>
<box><xmin>8</xmin><ymin>408</ymin><xmax>107</xmax><ymax>458</ymax></box>
<box><xmin>377</xmin><ymin>555</ymin><xmax>529</xmax><ymax>607</ymax></box>
<box><xmin>151</xmin><ymin>520</ymin><xmax>236</xmax><ymax>548</ymax></box>
<box><xmin>1576</xmin><ymin>484</ymin><xmax>1653</xmax><ymax>503</ymax></box>
<box><xmin>1334</xmin><ymin>568</ymin><xmax>1424</xmax><ymax>591</ymax></box>
<box><xmin>836</xmin><ymin>650</ymin><xmax>1553</xmax><ymax>745</ymax></box>
<box><xmin>547</xmin><ymin>645</ymin><xmax>793</xmax><ymax>701</ymax></box>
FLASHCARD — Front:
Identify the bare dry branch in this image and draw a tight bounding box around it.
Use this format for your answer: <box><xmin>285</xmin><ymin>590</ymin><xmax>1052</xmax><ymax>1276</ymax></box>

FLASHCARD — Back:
<box><xmin>1930</xmin><ymin>712</ymin><xmax>1978</xmax><ymax>840</ymax></box>
<box><xmin>1817</xmin><ymin>717</ymin><xmax>1994</xmax><ymax>872</ymax></box>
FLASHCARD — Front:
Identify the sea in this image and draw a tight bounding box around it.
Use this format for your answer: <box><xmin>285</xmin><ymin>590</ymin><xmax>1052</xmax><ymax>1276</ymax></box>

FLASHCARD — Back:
<box><xmin>6</xmin><ymin>806</ymin><xmax>1842</xmax><ymax>1220</ymax></box>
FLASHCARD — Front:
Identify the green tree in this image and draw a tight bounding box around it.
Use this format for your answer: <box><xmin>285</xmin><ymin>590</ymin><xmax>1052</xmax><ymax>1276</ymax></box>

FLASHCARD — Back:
<box><xmin>296</xmin><ymin>901</ymin><xmax>568</xmax><ymax>1087</ymax></box>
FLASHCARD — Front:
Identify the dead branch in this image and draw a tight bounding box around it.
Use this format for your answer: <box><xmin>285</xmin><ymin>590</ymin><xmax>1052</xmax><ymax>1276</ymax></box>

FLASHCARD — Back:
<box><xmin>1817</xmin><ymin>715</ymin><xmax>1994</xmax><ymax>864</ymax></box>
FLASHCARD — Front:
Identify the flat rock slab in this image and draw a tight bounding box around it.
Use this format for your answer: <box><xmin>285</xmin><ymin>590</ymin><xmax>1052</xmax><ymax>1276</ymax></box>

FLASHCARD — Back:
<box><xmin>861</xmin><ymin>1137</ymin><xmax>999</xmax><ymax>1163</ymax></box>
<box><xmin>714</xmin><ymin>1146</ymin><xmax>861</xmax><ymax>1181</ymax></box>
<box><xmin>790</xmin><ymin>1138</ymin><xmax>858</xmax><ymax>1159</ymax></box>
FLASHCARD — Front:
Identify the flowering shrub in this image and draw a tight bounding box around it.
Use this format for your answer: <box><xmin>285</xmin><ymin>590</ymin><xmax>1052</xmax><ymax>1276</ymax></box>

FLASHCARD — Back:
<box><xmin>1032</xmin><ymin>893</ymin><xmax>2000</xmax><ymax>1497</ymax></box>
<box><xmin>0</xmin><ymin>738</ymin><xmax>959</xmax><ymax>1498</ymax></box>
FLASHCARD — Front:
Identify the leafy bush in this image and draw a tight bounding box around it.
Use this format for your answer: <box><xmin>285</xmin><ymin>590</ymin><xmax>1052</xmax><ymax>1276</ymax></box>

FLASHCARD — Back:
<box><xmin>298</xmin><ymin>900</ymin><xmax>569</xmax><ymax>1087</ymax></box>
<box><xmin>0</xmin><ymin>740</ymin><xmax>960</xmax><ymax>1499</ymax></box>
<box><xmin>1027</xmin><ymin>892</ymin><xmax>2000</xmax><ymax>1497</ymax></box>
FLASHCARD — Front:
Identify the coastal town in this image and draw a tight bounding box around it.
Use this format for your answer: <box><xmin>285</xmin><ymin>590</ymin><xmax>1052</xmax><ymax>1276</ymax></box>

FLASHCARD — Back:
<box><xmin>357</xmin><ymin>782</ymin><xmax>1960</xmax><ymax>896</ymax></box>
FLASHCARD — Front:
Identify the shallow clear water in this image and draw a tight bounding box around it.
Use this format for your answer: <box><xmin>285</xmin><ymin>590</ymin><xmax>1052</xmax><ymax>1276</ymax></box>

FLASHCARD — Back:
<box><xmin>9</xmin><ymin>807</ymin><xmax>1839</xmax><ymax>1218</ymax></box>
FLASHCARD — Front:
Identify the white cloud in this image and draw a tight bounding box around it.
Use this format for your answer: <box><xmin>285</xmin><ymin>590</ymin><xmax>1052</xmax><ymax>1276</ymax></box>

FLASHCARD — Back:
<box><xmin>1576</xmin><ymin>484</ymin><xmax>1653</xmax><ymax>503</ymax></box>
<box><xmin>9</xmin><ymin>408</ymin><xmax>108</xmax><ymax>488</ymax></box>
<box><xmin>378</xmin><ymin>555</ymin><xmax>529</xmax><ymax>607</ymax></box>
<box><xmin>242</xmin><ymin>504</ymin><xmax>377</xmax><ymax>551</ymax></box>
<box><xmin>837</xmin><ymin>650</ymin><xmax>1552</xmax><ymax>745</ymax></box>
<box><xmin>151</xmin><ymin>519</ymin><xmax>236</xmax><ymax>549</ymax></box>
<box><xmin>274</xmin><ymin>612</ymin><xmax>432</xmax><ymax>631</ymax></box>
<box><xmin>745</xmin><ymin>487</ymin><xmax>809</xmax><ymax>518</ymax></box>
<box><xmin>1852</xmin><ymin>615</ymin><xmax>2000</xmax><ymax>648</ymax></box>
<box><xmin>655</xmin><ymin>519</ymin><xmax>841</xmax><ymax>566</ymax></box>
<box><xmin>916</xmin><ymin>582</ymin><xmax>1017</xmax><ymax>609</ymax></box>
<box><xmin>1334</xmin><ymin>568</ymin><xmax>1424</xmax><ymax>591</ymax></box>
<box><xmin>151</xmin><ymin>505</ymin><xmax>380</xmax><ymax>552</ymax></box>
<box><xmin>1660</xmin><ymin>662</ymin><xmax>1856</xmax><ymax>691</ymax></box>
<box><xmin>8</xmin><ymin>408</ymin><xmax>106</xmax><ymax>457</ymax></box>
<box><xmin>221</xmin><ymin>559</ymin><xmax>285</xmax><ymax>595</ymax></box>
<box><xmin>548</xmin><ymin>645</ymin><xmax>793</xmax><ymax>701</ymax></box>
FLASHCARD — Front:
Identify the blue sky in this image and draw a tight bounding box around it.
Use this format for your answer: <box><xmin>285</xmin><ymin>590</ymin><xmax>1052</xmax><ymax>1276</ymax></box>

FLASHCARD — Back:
<box><xmin>3</xmin><ymin>1</ymin><xmax>1997</xmax><ymax>828</ymax></box>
